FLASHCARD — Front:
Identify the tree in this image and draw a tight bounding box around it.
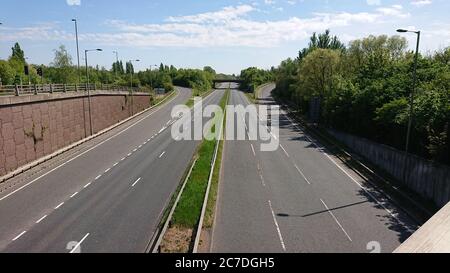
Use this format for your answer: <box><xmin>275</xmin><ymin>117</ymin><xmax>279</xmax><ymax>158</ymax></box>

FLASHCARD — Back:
<box><xmin>50</xmin><ymin>45</ymin><xmax>76</xmax><ymax>83</ymax></box>
<box><xmin>0</xmin><ymin>60</ymin><xmax>15</xmax><ymax>85</ymax></box>
<box><xmin>11</xmin><ymin>42</ymin><xmax>25</xmax><ymax>63</ymax></box>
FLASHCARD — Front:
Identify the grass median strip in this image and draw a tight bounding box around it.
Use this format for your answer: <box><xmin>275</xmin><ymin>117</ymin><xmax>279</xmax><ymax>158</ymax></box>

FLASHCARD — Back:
<box><xmin>160</xmin><ymin>90</ymin><xmax>229</xmax><ymax>253</ymax></box>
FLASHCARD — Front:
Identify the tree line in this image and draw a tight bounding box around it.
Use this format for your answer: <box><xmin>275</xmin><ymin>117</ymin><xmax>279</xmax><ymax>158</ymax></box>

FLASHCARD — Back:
<box><xmin>0</xmin><ymin>42</ymin><xmax>217</xmax><ymax>95</ymax></box>
<box><xmin>271</xmin><ymin>30</ymin><xmax>449</xmax><ymax>164</ymax></box>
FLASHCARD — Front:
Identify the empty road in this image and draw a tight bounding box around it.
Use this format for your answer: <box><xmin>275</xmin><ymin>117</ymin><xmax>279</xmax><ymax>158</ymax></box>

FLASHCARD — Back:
<box><xmin>212</xmin><ymin>86</ymin><xmax>418</xmax><ymax>253</ymax></box>
<box><xmin>0</xmin><ymin>87</ymin><xmax>224</xmax><ymax>253</ymax></box>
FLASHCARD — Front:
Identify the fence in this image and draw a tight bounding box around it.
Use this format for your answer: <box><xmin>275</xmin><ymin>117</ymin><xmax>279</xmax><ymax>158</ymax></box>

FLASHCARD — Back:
<box><xmin>327</xmin><ymin>129</ymin><xmax>450</xmax><ymax>208</ymax></box>
<box><xmin>0</xmin><ymin>83</ymin><xmax>148</xmax><ymax>96</ymax></box>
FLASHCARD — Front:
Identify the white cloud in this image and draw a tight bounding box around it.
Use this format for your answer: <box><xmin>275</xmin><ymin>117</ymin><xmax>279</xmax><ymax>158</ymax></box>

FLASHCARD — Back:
<box><xmin>66</xmin><ymin>0</ymin><xmax>81</xmax><ymax>6</ymax></box>
<box><xmin>376</xmin><ymin>5</ymin><xmax>410</xmax><ymax>18</ymax></box>
<box><xmin>367</xmin><ymin>0</ymin><xmax>381</xmax><ymax>6</ymax></box>
<box><xmin>411</xmin><ymin>0</ymin><xmax>432</xmax><ymax>7</ymax></box>
<box><xmin>0</xmin><ymin>4</ymin><xmax>440</xmax><ymax>51</ymax></box>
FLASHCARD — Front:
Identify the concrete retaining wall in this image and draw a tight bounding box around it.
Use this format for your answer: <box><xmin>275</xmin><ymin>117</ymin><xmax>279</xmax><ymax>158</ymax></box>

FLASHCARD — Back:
<box><xmin>328</xmin><ymin>129</ymin><xmax>450</xmax><ymax>208</ymax></box>
<box><xmin>0</xmin><ymin>91</ymin><xmax>152</xmax><ymax>176</ymax></box>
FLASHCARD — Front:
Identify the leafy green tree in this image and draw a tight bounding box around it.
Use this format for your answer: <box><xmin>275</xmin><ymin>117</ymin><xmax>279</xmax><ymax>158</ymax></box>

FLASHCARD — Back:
<box><xmin>0</xmin><ymin>60</ymin><xmax>15</xmax><ymax>85</ymax></box>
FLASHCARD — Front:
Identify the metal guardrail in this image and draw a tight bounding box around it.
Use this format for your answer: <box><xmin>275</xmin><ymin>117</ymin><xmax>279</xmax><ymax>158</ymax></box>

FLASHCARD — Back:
<box><xmin>0</xmin><ymin>83</ymin><xmax>148</xmax><ymax>96</ymax></box>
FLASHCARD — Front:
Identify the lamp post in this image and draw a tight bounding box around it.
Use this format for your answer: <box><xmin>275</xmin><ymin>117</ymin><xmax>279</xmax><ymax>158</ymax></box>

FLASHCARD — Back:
<box><xmin>149</xmin><ymin>64</ymin><xmax>158</xmax><ymax>90</ymax></box>
<box><xmin>396</xmin><ymin>29</ymin><xmax>421</xmax><ymax>154</ymax></box>
<box><xmin>113</xmin><ymin>51</ymin><xmax>119</xmax><ymax>78</ymax></box>
<box><xmin>85</xmin><ymin>48</ymin><xmax>103</xmax><ymax>136</ymax></box>
<box><xmin>72</xmin><ymin>19</ymin><xmax>81</xmax><ymax>85</ymax></box>
<box><xmin>128</xmin><ymin>59</ymin><xmax>140</xmax><ymax>115</ymax></box>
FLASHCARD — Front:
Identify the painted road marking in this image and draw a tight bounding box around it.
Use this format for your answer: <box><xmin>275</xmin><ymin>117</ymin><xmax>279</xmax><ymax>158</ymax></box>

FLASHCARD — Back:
<box><xmin>104</xmin><ymin>168</ymin><xmax>111</xmax><ymax>173</ymax></box>
<box><xmin>84</xmin><ymin>182</ymin><xmax>91</xmax><ymax>189</ymax></box>
<box><xmin>70</xmin><ymin>192</ymin><xmax>79</xmax><ymax>198</ymax></box>
<box><xmin>320</xmin><ymin>198</ymin><xmax>352</xmax><ymax>242</ymax></box>
<box><xmin>12</xmin><ymin>231</ymin><xmax>26</xmax><ymax>241</ymax></box>
<box><xmin>268</xmin><ymin>200</ymin><xmax>286</xmax><ymax>252</ymax></box>
<box><xmin>55</xmin><ymin>202</ymin><xmax>64</xmax><ymax>210</ymax></box>
<box><xmin>131</xmin><ymin>178</ymin><xmax>142</xmax><ymax>187</ymax></box>
<box><xmin>36</xmin><ymin>215</ymin><xmax>47</xmax><ymax>224</ymax></box>
<box><xmin>95</xmin><ymin>175</ymin><xmax>102</xmax><ymax>180</ymax></box>
<box><xmin>294</xmin><ymin>164</ymin><xmax>311</xmax><ymax>185</ymax></box>
<box><xmin>280</xmin><ymin>144</ymin><xmax>290</xmax><ymax>158</ymax></box>
<box><xmin>250</xmin><ymin>144</ymin><xmax>256</xmax><ymax>156</ymax></box>
<box><xmin>159</xmin><ymin>151</ymin><xmax>166</xmax><ymax>158</ymax></box>
<box><xmin>69</xmin><ymin>233</ymin><xmax>90</xmax><ymax>254</ymax></box>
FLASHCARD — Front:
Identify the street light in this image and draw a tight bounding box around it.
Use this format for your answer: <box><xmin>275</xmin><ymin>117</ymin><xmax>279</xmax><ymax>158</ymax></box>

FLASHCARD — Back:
<box><xmin>149</xmin><ymin>64</ymin><xmax>158</xmax><ymax>89</ymax></box>
<box><xmin>72</xmin><ymin>19</ymin><xmax>81</xmax><ymax>85</ymax></box>
<box><xmin>113</xmin><ymin>51</ymin><xmax>119</xmax><ymax>78</ymax></box>
<box><xmin>128</xmin><ymin>59</ymin><xmax>140</xmax><ymax>115</ymax></box>
<box><xmin>85</xmin><ymin>48</ymin><xmax>103</xmax><ymax>136</ymax></box>
<box><xmin>396</xmin><ymin>28</ymin><xmax>421</xmax><ymax>154</ymax></box>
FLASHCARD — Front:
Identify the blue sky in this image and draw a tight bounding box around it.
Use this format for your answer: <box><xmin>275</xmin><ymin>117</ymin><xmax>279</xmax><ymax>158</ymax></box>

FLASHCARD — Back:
<box><xmin>1</xmin><ymin>0</ymin><xmax>449</xmax><ymax>74</ymax></box>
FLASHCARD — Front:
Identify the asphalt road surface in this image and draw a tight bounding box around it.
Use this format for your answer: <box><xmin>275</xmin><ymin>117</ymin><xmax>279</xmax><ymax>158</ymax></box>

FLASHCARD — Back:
<box><xmin>211</xmin><ymin>86</ymin><xmax>418</xmax><ymax>253</ymax></box>
<box><xmin>0</xmin><ymin>87</ymin><xmax>224</xmax><ymax>253</ymax></box>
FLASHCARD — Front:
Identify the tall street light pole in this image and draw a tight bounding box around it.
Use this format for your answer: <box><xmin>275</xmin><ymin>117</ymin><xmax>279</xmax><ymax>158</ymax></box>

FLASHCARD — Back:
<box><xmin>113</xmin><ymin>51</ymin><xmax>119</xmax><ymax>78</ymax></box>
<box><xmin>149</xmin><ymin>64</ymin><xmax>158</xmax><ymax>90</ymax></box>
<box><xmin>72</xmin><ymin>19</ymin><xmax>81</xmax><ymax>85</ymax></box>
<box><xmin>129</xmin><ymin>59</ymin><xmax>140</xmax><ymax>115</ymax></box>
<box><xmin>397</xmin><ymin>29</ymin><xmax>421</xmax><ymax>154</ymax></box>
<box><xmin>85</xmin><ymin>49</ymin><xmax>103</xmax><ymax>136</ymax></box>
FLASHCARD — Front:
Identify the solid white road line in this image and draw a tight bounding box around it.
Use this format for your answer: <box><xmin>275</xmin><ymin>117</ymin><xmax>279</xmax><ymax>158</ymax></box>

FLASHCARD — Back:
<box><xmin>36</xmin><ymin>215</ymin><xmax>47</xmax><ymax>224</ymax></box>
<box><xmin>55</xmin><ymin>202</ymin><xmax>64</xmax><ymax>210</ymax></box>
<box><xmin>268</xmin><ymin>200</ymin><xmax>286</xmax><ymax>252</ymax></box>
<box><xmin>131</xmin><ymin>178</ymin><xmax>142</xmax><ymax>187</ymax></box>
<box><xmin>280</xmin><ymin>144</ymin><xmax>290</xmax><ymax>158</ymax></box>
<box><xmin>69</xmin><ymin>233</ymin><xmax>90</xmax><ymax>253</ymax></box>
<box><xmin>294</xmin><ymin>164</ymin><xmax>311</xmax><ymax>185</ymax></box>
<box><xmin>70</xmin><ymin>192</ymin><xmax>78</xmax><ymax>198</ymax></box>
<box><xmin>0</xmin><ymin>92</ymin><xmax>179</xmax><ymax>202</ymax></box>
<box><xmin>320</xmin><ymin>198</ymin><xmax>352</xmax><ymax>242</ymax></box>
<box><xmin>159</xmin><ymin>151</ymin><xmax>166</xmax><ymax>158</ymax></box>
<box><xmin>12</xmin><ymin>231</ymin><xmax>26</xmax><ymax>241</ymax></box>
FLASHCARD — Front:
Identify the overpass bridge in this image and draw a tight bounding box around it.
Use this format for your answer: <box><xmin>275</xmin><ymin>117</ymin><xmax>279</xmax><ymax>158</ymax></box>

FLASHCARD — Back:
<box><xmin>213</xmin><ymin>79</ymin><xmax>244</xmax><ymax>89</ymax></box>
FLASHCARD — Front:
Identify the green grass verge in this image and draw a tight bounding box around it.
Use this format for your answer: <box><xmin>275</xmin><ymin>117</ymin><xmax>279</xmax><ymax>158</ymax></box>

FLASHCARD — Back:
<box><xmin>171</xmin><ymin>90</ymin><xmax>229</xmax><ymax>228</ymax></box>
<box><xmin>204</xmin><ymin>90</ymin><xmax>230</xmax><ymax>228</ymax></box>
<box><xmin>185</xmin><ymin>89</ymin><xmax>214</xmax><ymax>108</ymax></box>
<box><xmin>152</xmin><ymin>90</ymin><xmax>175</xmax><ymax>106</ymax></box>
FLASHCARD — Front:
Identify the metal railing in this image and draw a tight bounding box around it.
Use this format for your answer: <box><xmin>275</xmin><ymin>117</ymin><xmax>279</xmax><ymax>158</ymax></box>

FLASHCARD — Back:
<box><xmin>0</xmin><ymin>83</ymin><xmax>149</xmax><ymax>96</ymax></box>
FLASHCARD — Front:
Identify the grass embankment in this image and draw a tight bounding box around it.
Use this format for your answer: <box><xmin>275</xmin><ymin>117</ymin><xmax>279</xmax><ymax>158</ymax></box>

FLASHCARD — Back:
<box><xmin>151</xmin><ymin>90</ymin><xmax>175</xmax><ymax>106</ymax></box>
<box><xmin>244</xmin><ymin>82</ymin><xmax>272</xmax><ymax>104</ymax></box>
<box><xmin>160</xmin><ymin>90</ymin><xmax>229</xmax><ymax>253</ymax></box>
<box><xmin>203</xmin><ymin>90</ymin><xmax>230</xmax><ymax>228</ymax></box>
<box><xmin>185</xmin><ymin>89</ymin><xmax>214</xmax><ymax>108</ymax></box>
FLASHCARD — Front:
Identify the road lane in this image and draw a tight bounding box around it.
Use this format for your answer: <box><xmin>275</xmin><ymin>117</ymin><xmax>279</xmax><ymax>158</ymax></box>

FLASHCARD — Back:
<box><xmin>0</xmin><ymin>88</ymin><xmax>224</xmax><ymax>252</ymax></box>
<box><xmin>212</xmin><ymin>87</ymin><xmax>417</xmax><ymax>253</ymax></box>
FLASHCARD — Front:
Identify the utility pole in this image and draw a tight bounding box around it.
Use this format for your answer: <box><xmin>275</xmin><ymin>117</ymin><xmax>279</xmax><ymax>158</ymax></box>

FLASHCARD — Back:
<box><xmin>72</xmin><ymin>19</ymin><xmax>81</xmax><ymax>85</ymax></box>
<box><xmin>85</xmin><ymin>49</ymin><xmax>103</xmax><ymax>136</ymax></box>
<box><xmin>397</xmin><ymin>29</ymin><xmax>421</xmax><ymax>154</ymax></box>
<box><xmin>128</xmin><ymin>59</ymin><xmax>140</xmax><ymax>115</ymax></box>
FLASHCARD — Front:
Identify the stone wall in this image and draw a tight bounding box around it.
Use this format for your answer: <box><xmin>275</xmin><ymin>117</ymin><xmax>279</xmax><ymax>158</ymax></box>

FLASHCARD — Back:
<box><xmin>0</xmin><ymin>91</ymin><xmax>152</xmax><ymax>176</ymax></box>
